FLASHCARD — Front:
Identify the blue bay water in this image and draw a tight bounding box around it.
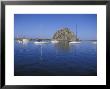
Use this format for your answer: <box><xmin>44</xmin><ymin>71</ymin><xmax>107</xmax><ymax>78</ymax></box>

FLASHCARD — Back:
<box><xmin>14</xmin><ymin>41</ymin><xmax>97</xmax><ymax>76</ymax></box>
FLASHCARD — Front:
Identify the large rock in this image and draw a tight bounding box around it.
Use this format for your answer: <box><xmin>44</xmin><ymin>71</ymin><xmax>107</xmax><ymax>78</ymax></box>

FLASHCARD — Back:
<box><xmin>53</xmin><ymin>27</ymin><xmax>78</xmax><ymax>42</ymax></box>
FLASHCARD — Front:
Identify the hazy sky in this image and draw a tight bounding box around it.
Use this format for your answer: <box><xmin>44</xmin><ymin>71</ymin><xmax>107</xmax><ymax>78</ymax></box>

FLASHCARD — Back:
<box><xmin>14</xmin><ymin>14</ymin><xmax>97</xmax><ymax>40</ymax></box>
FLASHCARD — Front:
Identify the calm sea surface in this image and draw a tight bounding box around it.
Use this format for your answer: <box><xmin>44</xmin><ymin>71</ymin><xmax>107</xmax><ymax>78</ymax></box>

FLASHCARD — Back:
<box><xmin>14</xmin><ymin>41</ymin><xmax>97</xmax><ymax>76</ymax></box>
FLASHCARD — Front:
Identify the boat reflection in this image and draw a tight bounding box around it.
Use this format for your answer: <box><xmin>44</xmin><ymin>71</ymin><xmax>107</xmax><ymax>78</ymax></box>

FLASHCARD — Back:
<box><xmin>33</xmin><ymin>42</ymin><xmax>44</xmax><ymax>60</ymax></box>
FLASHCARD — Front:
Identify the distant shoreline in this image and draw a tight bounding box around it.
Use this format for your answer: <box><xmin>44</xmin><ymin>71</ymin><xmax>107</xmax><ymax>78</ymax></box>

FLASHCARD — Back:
<box><xmin>15</xmin><ymin>38</ymin><xmax>97</xmax><ymax>42</ymax></box>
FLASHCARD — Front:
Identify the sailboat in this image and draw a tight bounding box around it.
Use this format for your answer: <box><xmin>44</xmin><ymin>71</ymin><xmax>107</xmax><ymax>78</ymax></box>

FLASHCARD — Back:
<box><xmin>34</xmin><ymin>39</ymin><xmax>49</xmax><ymax>44</ymax></box>
<box><xmin>34</xmin><ymin>41</ymin><xmax>48</xmax><ymax>44</ymax></box>
<box><xmin>51</xmin><ymin>40</ymin><xmax>59</xmax><ymax>43</ymax></box>
<box><xmin>69</xmin><ymin>24</ymin><xmax>81</xmax><ymax>44</ymax></box>
<box><xmin>69</xmin><ymin>41</ymin><xmax>80</xmax><ymax>43</ymax></box>
<box><xmin>16</xmin><ymin>36</ymin><xmax>29</xmax><ymax>44</ymax></box>
<box><xmin>92</xmin><ymin>41</ymin><xmax>97</xmax><ymax>44</ymax></box>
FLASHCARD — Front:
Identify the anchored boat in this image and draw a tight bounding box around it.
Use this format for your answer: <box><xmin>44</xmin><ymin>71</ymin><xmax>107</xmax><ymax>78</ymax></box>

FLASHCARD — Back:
<box><xmin>69</xmin><ymin>24</ymin><xmax>81</xmax><ymax>44</ymax></box>
<box><xmin>34</xmin><ymin>41</ymin><xmax>49</xmax><ymax>45</ymax></box>
<box><xmin>69</xmin><ymin>41</ymin><xmax>81</xmax><ymax>44</ymax></box>
<box><xmin>51</xmin><ymin>40</ymin><xmax>59</xmax><ymax>43</ymax></box>
<box><xmin>92</xmin><ymin>41</ymin><xmax>97</xmax><ymax>44</ymax></box>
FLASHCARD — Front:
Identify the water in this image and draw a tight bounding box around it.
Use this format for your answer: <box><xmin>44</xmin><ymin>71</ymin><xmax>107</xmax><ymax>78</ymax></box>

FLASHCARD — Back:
<box><xmin>14</xmin><ymin>41</ymin><xmax>97</xmax><ymax>76</ymax></box>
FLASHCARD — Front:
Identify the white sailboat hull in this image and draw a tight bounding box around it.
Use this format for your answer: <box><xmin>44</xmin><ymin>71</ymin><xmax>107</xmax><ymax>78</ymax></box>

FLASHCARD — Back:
<box><xmin>34</xmin><ymin>41</ymin><xmax>48</xmax><ymax>44</ymax></box>
<box><xmin>69</xmin><ymin>41</ymin><xmax>81</xmax><ymax>44</ymax></box>
<box><xmin>92</xmin><ymin>42</ymin><xmax>97</xmax><ymax>44</ymax></box>
<box><xmin>51</xmin><ymin>40</ymin><xmax>59</xmax><ymax>43</ymax></box>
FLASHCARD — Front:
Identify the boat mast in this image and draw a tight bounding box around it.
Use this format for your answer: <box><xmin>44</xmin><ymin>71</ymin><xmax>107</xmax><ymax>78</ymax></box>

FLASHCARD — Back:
<box><xmin>76</xmin><ymin>24</ymin><xmax>77</xmax><ymax>41</ymax></box>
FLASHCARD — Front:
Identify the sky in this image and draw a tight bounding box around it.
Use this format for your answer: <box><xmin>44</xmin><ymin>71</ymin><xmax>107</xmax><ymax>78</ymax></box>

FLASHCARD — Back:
<box><xmin>14</xmin><ymin>14</ymin><xmax>97</xmax><ymax>40</ymax></box>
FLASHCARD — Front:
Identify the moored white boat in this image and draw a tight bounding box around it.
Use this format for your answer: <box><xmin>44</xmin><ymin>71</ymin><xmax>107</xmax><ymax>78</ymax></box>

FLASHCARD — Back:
<box><xmin>16</xmin><ymin>40</ymin><xmax>23</xmax><ymax>43</ymax></box>
<box><xmin>16</xmin><ymin>39</ymin><xmax>29</xmax><ymax>44</ymax></box>
<box><xmin>34</xmin><ymin>41</ymin><xmax>49</xmax><ymax>44</ymax></box>
<box><xmin>22</xmin><ymin>39</ymin><xmax>29</xmax><ymax>43</ymax></box>
<box><xmin>92</xmin><ymin>41</ymin><xmax>97</xmax><ymax>44</ymax></box>
<box><xmin>51</xmin><ymin>40</ymin><xmax>59</xmax><ymax>43</ymax></box>
<box><xmin>69</xmin><ymin>41</ymin><xmax>81</xmax><ymax>44</ymax></box>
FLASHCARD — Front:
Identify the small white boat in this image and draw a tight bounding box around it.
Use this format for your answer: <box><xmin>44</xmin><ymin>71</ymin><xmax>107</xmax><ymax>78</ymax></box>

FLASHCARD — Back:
<box><xmin>16</xmin><ymin>39</ymin><xmax>29</xmax><ymax>44</ymax></box>
<box><xmin>16</xmin><ymin>40</ymin><xmax>22</xmax><ymax>43</ymax></box>
<box><xmin>22</xmin><ymin>39</ymin><xmax>29</xmax><ymax>43</ymax></box>
<box><xmin>69</xmin><ymin>41</ymin><xmax>81</xmax><ymax>44</ymax></box>
<box><xmin>51</xmin><ymin>40</ymin><xmax>59</xmax><ymax>43</ymax></box>
<box><xmin>34</xmin><ymin>41</ymin><xmax>48</xmax><ymax>44</ymax></box>
<box><xmin>92</xmin><ymin>41</ymin><xmax>97</xmax><ymax>44</ymax></box>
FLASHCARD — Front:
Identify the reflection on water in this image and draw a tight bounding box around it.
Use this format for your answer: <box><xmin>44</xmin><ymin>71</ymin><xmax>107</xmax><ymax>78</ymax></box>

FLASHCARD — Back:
<box><xmin>38</xmin><ymin>44</ymin><xmax>43</xmax><ymax>60</ymax></box>
<box><xmin>14</xmin><ymin>41</ymin><xmax>97</xmax><ymax>76</ymax></box>
<box><xmin>54</xmin><ymin>41</ymin><xmax>70</xmax><ymax>52</ymax></box>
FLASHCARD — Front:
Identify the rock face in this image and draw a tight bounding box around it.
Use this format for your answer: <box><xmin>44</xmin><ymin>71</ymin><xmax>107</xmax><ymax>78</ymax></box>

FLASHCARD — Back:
<box><xmin>53</xmin><ymin>27</ymin><xmax>78</xmax><ymax>42</ymax></box>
